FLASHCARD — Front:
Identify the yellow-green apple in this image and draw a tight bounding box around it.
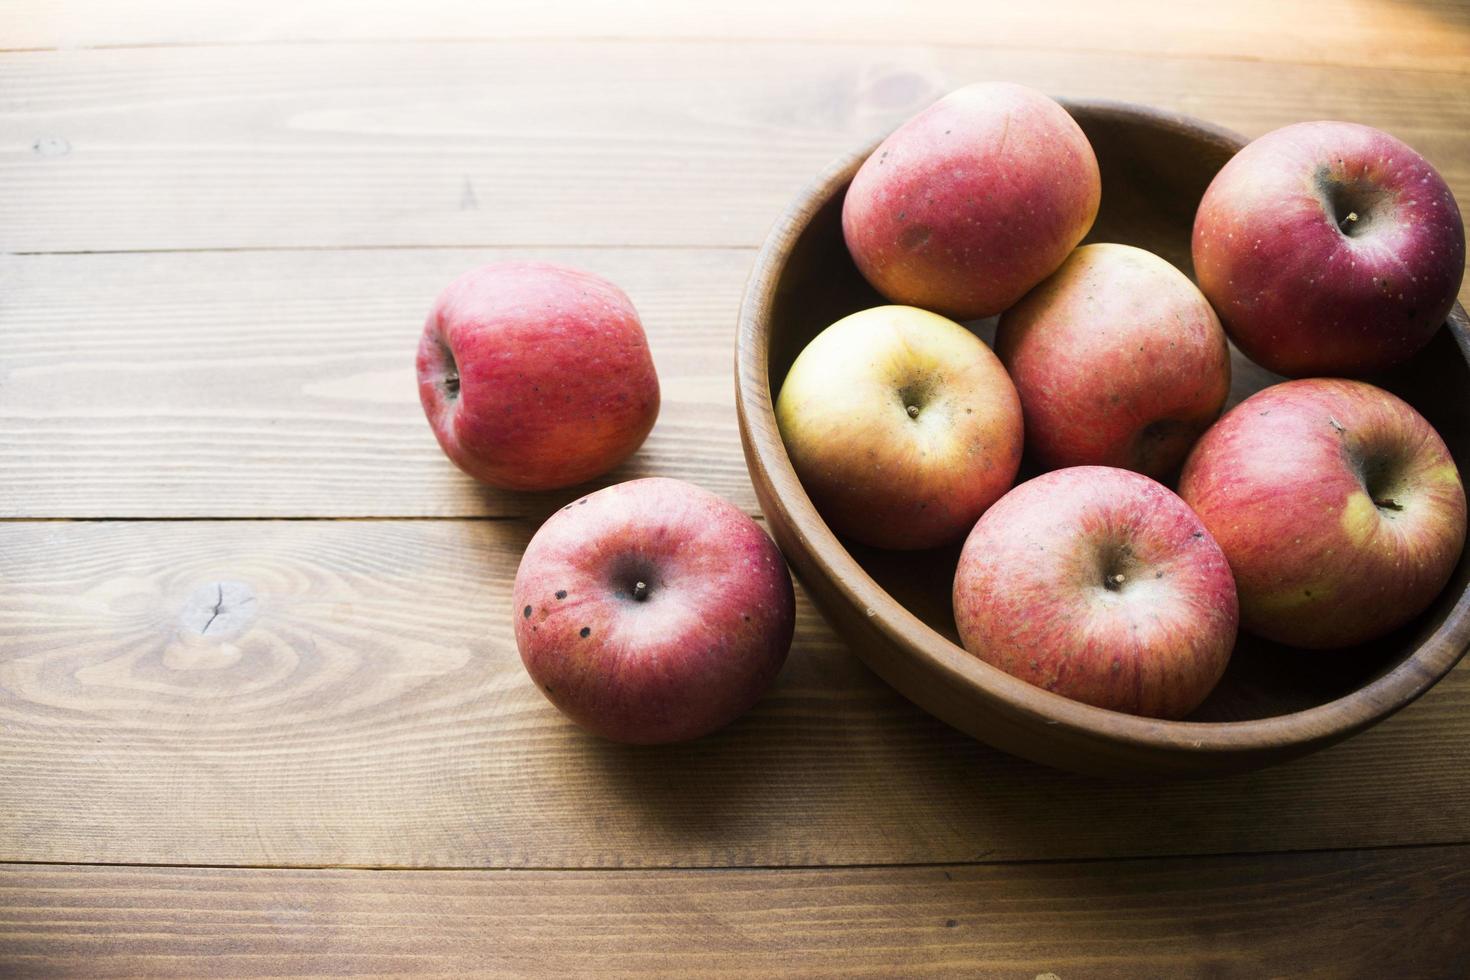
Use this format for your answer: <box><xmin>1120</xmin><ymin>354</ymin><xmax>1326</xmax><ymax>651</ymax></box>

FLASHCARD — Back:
<box><xmin>417</xmin><ymin>261</ymin><xmax>660</xmax><ymax>490</ymax></box>
<box><xmin>1193</xmin><ymin>121</ymin><xmax>1465</xmax><ymax>378</ymax></box>
<box><xmin>775</xmin><ymin>305</ymin><xmax>1023</xmax><ymax>550</ymax></box>
<box><xmin>995</xmin><ymin>243</ymin><xmax>1230</xmax><ymax>479</ymax></box>
<box><xmin>1179</xmin><ymin>379</ymin><xmax>1466</xmax><ymax>649</ymax></box>
<box><xmin>953</xmin><ymin>466</ymin><xmax>1238</xmax><ymax>719</ymax></box>
<box><xmin>842</xmin><ymin>82</ymin><xmax>1101</xmax><ymax>319</ymax></box>
<box><xmin>513</xmin><ymin>478</ymin><xmax>795</xmax><ymax>744</ymax></box>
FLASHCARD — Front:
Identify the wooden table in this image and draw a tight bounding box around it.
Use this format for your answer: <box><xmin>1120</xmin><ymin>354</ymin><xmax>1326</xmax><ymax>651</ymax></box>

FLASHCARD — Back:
<box><xmin>4</xmin><ymin>2</ymin><xmax>1470</xmax><ymax>975</ymax></box>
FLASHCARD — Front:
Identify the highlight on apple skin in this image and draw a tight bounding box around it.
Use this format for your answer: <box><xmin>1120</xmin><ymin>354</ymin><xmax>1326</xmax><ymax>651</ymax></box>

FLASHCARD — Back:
<box><xmin>417</xmin><ymin>261</ymin><xmax>660</xmax><ymax>491</ymax></box>
<box><xmin>952</xmin><ymin>466</ymin><xmax>1238</xmax><ymax>719</ymax></box>
<box><xmin>775</xmin><ymin>305</ymin><xmax>1024</xmax><ymax>551</ymax></box>
<box><xmin>1192</xmin><ymin>120</ymin><xmax>1465</xmax><ymax>379</ymax></box>
<box><xmin>842</xmin><ymin>82</ymin><xmax>1101</xmax><ymax>320</ymax></box>
<box><xmin>1178</xmin><ymin>379</ymin><xmax>1467</xmax><ymax>649</ymax></box>
<box><xmin>513</xmin><ymin>478</ymin><xmax>796</xmax><ymax>744</ymax></box>
<box><xmin>995</xmin><ymin>243</ymin><xmax>1231</xmax><ymax>479</ymax></box>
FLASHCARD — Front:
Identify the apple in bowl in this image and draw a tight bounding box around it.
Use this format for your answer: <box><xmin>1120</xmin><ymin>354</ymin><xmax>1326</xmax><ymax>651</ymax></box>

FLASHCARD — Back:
<box><xmin>1193</xmin><ymin>121</ymin><xmax>1465</xmax><ymax>378</ymax></box>
<box><xmin>775</xmin><ymin>305</ymin><xmax>1024</xmax><ymax>550</ymax></box>
<box><xmin>417</xmin><ymin>261</ymin><xmax>660</xmax><ymax>490</ymax></box>
<box><xmin>513</xmin><ymin>478</ymin><xmax>795</xmax><ymax>744</ymax></box>
<box><xmin>842</xmin><ymin>82</ymin><xmax>1101</xmax><ymax>320</ymax></box>
<box><xmin>953</xmin><ymin>466</ymin><xmax>1238</xmax><ymax>719</ymax></box>
<box><xmin>995</xmin><ymin>243</ymin><xmax>1230</xmax><ymax>479</ymax></box>
<box><xmin>1179</xmin><ymin>379</ymin><xmax>1467</xmax><ymax>649</ymax></box>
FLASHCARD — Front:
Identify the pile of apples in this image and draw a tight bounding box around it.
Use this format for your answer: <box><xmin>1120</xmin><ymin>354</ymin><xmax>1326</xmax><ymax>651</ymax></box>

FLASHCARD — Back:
<box><xmin>778</xmin><ymin>82</ymin><xmax>1468</xmax><ymax>719</ymax></box>
<box><xmin>417</xmin><ymin>81</ymin><xmax>1468</xmax><ymax>744</ymax></box>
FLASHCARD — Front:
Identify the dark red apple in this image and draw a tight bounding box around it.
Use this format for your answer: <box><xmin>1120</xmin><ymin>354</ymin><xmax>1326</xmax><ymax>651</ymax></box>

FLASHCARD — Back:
<box><xmin>953</xmin><ymin>466</ymin><xmax>1238</xmax><ymax>719</ymax></box>
<box><xmin>995</xmin><ymin>243</ymin><xmax>1231</xmax><ymax>478</ymax></box>
<box><xmin>1179</xmin><ymin>379</ymin><xmax>1466</xmax><ymax>649</ymax></box>
<box><xmin>513</xmin><ymin>478</ymin><xmax>795</xmax><ymax>744</ymax></box>
<box><xmin>842</xmin><ymin>82</ymin><xmax>1101</xmax><ymax>319</ymax></box>
<box><xmin>417</xmin><ymin>261</ymin><xmax>660</xmax><ymax>490</ymax></box>
<box><xmin>1193</xmin><ymin>121</ymin><xmax>1465</xmax><ymax>377</ymax></box>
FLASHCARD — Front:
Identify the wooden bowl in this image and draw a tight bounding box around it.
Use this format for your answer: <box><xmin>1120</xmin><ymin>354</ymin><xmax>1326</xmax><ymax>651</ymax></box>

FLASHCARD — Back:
<box><xmin>735</xmin><ymin>99</ymin><xmax>1470</xmax><ymax>778</ymax></box>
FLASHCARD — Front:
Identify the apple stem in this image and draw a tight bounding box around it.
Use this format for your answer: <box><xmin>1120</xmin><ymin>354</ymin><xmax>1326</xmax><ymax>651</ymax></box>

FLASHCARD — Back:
<box><xmin>632</xmin><ymin>580</ymin><xmax>650</xmax><ymax>601</ymax></box>
<box><xmin>1374</xmin><ymin>497</ymin><xmax>1403</xmax><ymax>512</ymax></box>
<box><xmin>1105</xmin><ymin>572</ymin><xmax>1126</xmax><ymax>590</ymax></box>
<box><xmin>906</xmin><ymin>405</ymin><xmax>920</xmax><ymax>419</ymax></box>
<box><xmin>1339</xmin><ymin>211</ymin><xmax>1360</xmax><ymax>233</ymax></box>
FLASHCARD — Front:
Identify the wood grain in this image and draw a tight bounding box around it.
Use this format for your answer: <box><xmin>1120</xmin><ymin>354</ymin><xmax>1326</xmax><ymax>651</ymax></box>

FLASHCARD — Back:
<box><xmin>2</xmin><ymin>848</ymin><xmax>1467</xmax><ymax>978</ymax></box>
<box><xmin>10</xmin><ymin>0</ymin><xmax>1470</xmax><ymax>73</ymax></box>
<box><xmin>3</xmin><ymin>41</ymin><xmax>1470</xmax><ymax>254</ymax></box>
<box><xmin>2</xmin><ymin>518</ymin><xmax>1469</xmax><ymax>869</ymax></box>
<box><xmin>0</xmin><ymin>248</ymin><xmax>755</xmax><ymax>518</ymax></box>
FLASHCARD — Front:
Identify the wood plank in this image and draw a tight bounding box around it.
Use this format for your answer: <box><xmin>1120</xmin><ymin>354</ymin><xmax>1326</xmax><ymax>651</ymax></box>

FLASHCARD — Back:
<box><xmin>3</xmin><ymin>42</ymin><xmax>1470</xmax><ymax>253</ymax></box>
<box><xmin>9</xmin><ymin>0</ymin><xmax>1470</xmax><ymax>73</ymax></box>
<box><xmin>3</xmin><ymin>518</ymin><xmax>1469</xmax><ymax>869</ymax></box>
<box><xmin>1</xmin><ymin>849</ymin><xmax>1467</xmax><ymax>978</ymax></box>
<box><xmin>0</xmin><ymin>248</ymin><xmax>755</xmax><ymax>519</ymax></box>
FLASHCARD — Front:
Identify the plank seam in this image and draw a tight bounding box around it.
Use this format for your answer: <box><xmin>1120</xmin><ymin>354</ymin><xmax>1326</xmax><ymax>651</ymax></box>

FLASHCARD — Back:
<box><xmin>1</xmin><ymin>838</ymin><xmax>1466</xmax><ymax>875</ymax></box>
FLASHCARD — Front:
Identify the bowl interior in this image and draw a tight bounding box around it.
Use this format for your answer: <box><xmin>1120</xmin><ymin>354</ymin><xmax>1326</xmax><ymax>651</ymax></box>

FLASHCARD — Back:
<box><xmin>763</xmin><ymin>102</ymin><xmax>1470</xmax><ymax>725</ymax></box>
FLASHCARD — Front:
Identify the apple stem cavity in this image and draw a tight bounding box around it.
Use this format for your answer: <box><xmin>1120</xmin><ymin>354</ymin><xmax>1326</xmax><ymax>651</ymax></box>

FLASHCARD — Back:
<box><xmin>438</xmin><ymin>339</ymin><xmax>461</xmax><ymax>400</ymax></box>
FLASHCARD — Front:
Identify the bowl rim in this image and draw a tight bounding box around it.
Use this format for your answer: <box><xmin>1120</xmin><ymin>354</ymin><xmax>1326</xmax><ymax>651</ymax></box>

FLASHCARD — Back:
<box><xmin>735</xmin><ymin>96</ymin><xmax>1470</xmax><ymax>759</ymax></box>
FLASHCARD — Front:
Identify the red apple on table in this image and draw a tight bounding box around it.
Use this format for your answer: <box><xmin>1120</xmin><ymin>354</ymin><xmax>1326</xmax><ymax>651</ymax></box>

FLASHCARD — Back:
<box><xmin>842</xmin><ymin>82</ymin><xmax>1101</xmax><ymax>319</ymax></box>
<box><xmin>1193</xmin><ymin>121</ymin><xmax>1465</xmax><ymax>378</ymax></box>
<box><xmin>953</xmin><ymin>466</ymin><xmax>1238</xmax><ymax>719</ymax></box>
<box><xmin>417</xmin><ymin>261</ymin><xmax>660</xmax><ymax>490</ymax></box>
<box><xmin>514</xmin><ymin>478</ymin><xmax>795</xmax><ymax>744</ymax></box>
<box><xmin>775</xmin><ymin>305</ymin><xmax>1024</xmax><ymax>550</ymax></box>
<box><xmin>1179</xmin><ymin>379</ymin><xmax>1466</xmax><ymax>649</ymax></box>
<box><xmin>995</xmin><ymin>243</ymin><xmax>1231</xmax><ymax>479</ymax></box>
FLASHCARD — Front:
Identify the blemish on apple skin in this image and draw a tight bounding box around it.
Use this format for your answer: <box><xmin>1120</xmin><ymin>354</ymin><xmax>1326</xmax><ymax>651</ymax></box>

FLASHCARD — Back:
<box><xmin>580</xmin><ymin>627</ymin><xmax>591</xmax><ymax>638</ymax></box>
<box><xmin>555</xmin><ymin>590</ymin><xmax>568</xmax><ymax>600</ymax></box>
<box><xmin>523</xmin><ymin>605</ymin><xmax>533</xmax><ymax>619</ymax></box>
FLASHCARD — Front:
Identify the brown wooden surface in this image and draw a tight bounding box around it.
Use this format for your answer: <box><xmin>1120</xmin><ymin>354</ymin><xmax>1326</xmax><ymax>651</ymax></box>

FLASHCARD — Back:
<box><xmin>4</xmin><ymin>0</ymin><xmax>1470</xmax><ymax>974</ymax></box>
<box><xmin>4</xmin><ymin>518</ymin><xmax>1470</xmax><ymax>869</ymax></box>
<box><xmin>3</xmin><ymin>847</ymin><xmax>1468</xmax><ymax>978</ymax></box>
<box><xmin>0</xmin><ymin>248</ymin><xmax>754</xmax><ymax>518</ymax></box>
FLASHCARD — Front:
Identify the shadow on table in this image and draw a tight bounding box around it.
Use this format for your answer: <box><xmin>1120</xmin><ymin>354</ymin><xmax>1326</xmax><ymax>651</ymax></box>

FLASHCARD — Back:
<box><xmin>545</xmin><ymin>596</ymin><xmax>1452</xmax><ymax>869</ymax></box>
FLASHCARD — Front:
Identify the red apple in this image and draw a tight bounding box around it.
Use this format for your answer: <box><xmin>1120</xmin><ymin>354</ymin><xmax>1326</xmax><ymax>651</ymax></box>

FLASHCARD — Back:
<box><xmin>1193</xmin><ymin>121</ymin><xmax>1465</xmax><ymax>378</ymax></box>
<box><xmin>513</xmin><ymin>478</ymin><xmax>795</xmax><ymax>744</ymax></box>
<box><xmin>995</xmin><ymin>243</ymin><xmax>1231</xmax><ymax>478</ymax></box>
<box><xmin>842</xmin><ymin>82</ymin><xmax>1101</xmax><ymax>319</ymax></box>
<box><xmin>775</xmin><ymin>305</ymin><xmax>1024</xmax><ymax>550</ymax></box>
<box><xmin>1178</xmin><ymin>379</ymin><xmax>1466</xmax><ymax>649</ymax></box>
<box><xmin>417</xmin><ymin>261</ymin><xmax>660</xmax><ymax>490</ymax></box>
<box><xmin>953</xmin><ymin>466</ymin><xmax>1238</xmax><ymax>719</ymax></box>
